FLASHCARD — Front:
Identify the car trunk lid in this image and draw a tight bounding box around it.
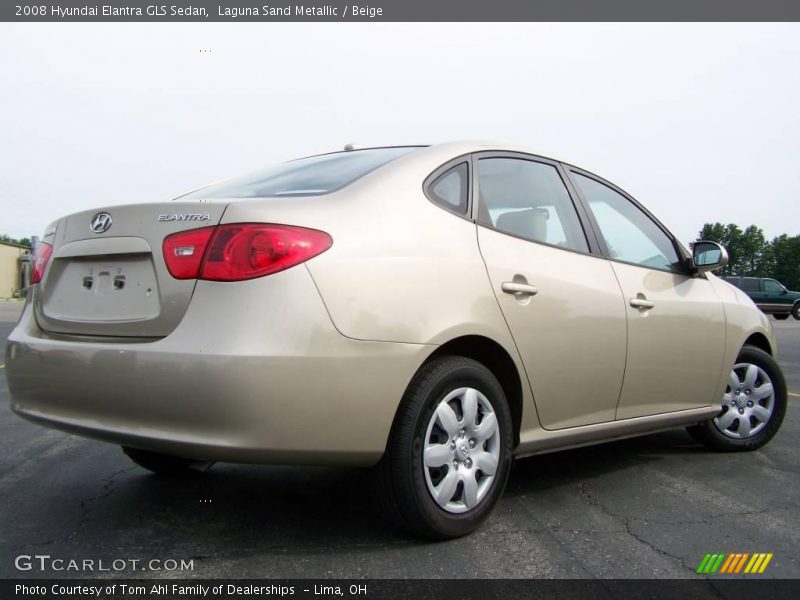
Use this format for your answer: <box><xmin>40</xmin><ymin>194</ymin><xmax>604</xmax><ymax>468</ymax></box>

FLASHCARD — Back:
<box><xmin>35</xmin><ymin>201</ymin><xmax>228</xmax><ymax>338</ymax></box>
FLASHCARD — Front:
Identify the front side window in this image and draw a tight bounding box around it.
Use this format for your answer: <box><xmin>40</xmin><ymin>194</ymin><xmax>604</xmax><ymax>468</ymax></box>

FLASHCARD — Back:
<box><xmin>571</xmin><ymin>173</ymin><xmax>680</xmax><ymax>270</ymax></box>
<box><xmin>477</xmin><ymin>158</ymin><xmax>588</xmax><ymax>252</ymax></box>
<box><xmin>178</xmin><ymin>147</ymin><xmax>417</xmax><ymax>200</ymax></box>
<box><xmin>763</xmin><ymin>279</ymin><xmax>785</xmax><ymax>294</ymax></box>
<box><xmin>427</xmin><ymin>162</ymin><xmax>469</xmax><ymax>214</ymax></box>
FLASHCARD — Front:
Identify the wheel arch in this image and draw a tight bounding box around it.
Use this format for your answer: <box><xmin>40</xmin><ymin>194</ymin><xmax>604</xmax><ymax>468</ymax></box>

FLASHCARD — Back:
<box><xmin>422</xmin><ymin>335</ymin><xmax>524</xmax><ymax>448</ymax></box>
<box><xmin>743</xmin><ymin>332</ymin><xmax>773</xmax><ymax>355</ymax></box>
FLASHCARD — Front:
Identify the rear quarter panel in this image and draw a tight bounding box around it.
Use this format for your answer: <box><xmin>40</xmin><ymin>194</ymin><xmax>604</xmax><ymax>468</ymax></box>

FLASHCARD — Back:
<box><xmin>220</xmin><ymin>147</ymin><xmax>543</xmax><ymax>436</ymax></box>
<box><xmin>221</xmin><ymin>149</ymin><xmax>518</xmax><ymax>350</ymax></box>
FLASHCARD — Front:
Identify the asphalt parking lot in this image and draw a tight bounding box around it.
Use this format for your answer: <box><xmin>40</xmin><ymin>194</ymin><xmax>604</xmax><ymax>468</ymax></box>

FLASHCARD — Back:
<box><xmin>1</xmin><ymin>300</ymin><xmax>798</xmax><ymax>580</ymax></box>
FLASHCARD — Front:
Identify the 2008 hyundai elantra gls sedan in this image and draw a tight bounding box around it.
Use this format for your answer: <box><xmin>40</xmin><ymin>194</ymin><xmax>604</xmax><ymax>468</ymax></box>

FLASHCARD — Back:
<box><xmin>5</xmin><ymin>142</ymin><xmax>787</xmax><ymax>539</ymax></box>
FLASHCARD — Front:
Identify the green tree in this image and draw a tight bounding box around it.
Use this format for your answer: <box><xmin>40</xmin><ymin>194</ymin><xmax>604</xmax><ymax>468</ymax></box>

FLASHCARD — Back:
<box><xmin>739</xmin><ymin>225</ymin><xmax>768</xmax><ymax>276</ymax></box>
<box><xmin>768</xmin><ymin>234</ymin><xmax>800</xmax><ymax>290</ymax></box>
<box><xmin>0</xmin><ymin>234</ymin><xmax>30</xmax><ymax>248</ymax></box>
<box><xmin>699</xmin><ymin>222</ymin><xmax>726</xmax><ymax>243</ymax></box>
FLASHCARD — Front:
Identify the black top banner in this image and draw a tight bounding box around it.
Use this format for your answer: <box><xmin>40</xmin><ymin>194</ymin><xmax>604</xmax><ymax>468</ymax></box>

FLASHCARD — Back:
<box><xmin>4</xmin><ymin>0</ymin><xmax>800</xmax><ymax>22</ymax></box>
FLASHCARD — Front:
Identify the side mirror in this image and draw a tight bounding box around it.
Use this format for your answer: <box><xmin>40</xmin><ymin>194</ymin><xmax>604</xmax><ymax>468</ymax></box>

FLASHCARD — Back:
<box><xmin>692</xmin><ymin>240</ymin><xmax>729</xmax><ymax>273</ymax></box>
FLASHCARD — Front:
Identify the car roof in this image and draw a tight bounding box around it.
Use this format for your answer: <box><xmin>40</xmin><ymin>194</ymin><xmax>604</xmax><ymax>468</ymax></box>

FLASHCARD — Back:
<box><xmin>305</xmin><ymin>141</ymin><xmax>567</xmax><ymax>165</ymax></box>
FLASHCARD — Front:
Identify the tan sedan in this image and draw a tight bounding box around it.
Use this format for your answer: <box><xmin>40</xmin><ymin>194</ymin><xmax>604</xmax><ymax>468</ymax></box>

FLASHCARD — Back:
<box><xmin>5</xmin><ymin>142</ymin><xmax>787</xmax><ymax>539</ymax></box>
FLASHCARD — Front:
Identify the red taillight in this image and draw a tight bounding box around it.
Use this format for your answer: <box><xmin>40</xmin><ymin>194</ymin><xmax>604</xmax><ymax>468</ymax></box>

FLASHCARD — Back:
<box><xmin>162</xmin><ymin>226</ymin><xmax>216</xmax><ymax>279</ymax></box>
<box><xmin>163</xmin><ymin>224</ymin><xmax>332</xmax><ymax>282</ymax></box>
<box><xmin>30</xmin><ymin>242</ymin><xmax>53</xmax><ymax>284</ymax></box>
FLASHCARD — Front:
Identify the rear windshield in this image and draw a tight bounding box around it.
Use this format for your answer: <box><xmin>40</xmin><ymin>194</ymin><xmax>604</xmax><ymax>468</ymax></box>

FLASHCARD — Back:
<box><xmin>178</xmin><ymin>147</ymin><xmax>417</xmax><ymax>200</ymax></box>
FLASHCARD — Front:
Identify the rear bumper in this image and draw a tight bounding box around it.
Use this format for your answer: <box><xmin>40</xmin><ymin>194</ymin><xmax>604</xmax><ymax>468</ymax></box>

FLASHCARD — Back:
<box><xmin>5</xmin><ymin>267</ymin><xmax>433</xmax><ymax>466</ymax></box>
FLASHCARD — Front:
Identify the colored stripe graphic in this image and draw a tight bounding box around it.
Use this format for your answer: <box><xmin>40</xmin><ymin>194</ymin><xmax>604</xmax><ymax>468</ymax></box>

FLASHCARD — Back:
<box><xmin>702</xmin><ymin>553</ymin><xmax>725</xmax><ymax>574</ymax></box>
<box><xmin>714</xmin><ymin>554</ymin><xmax>727</xmax><ymax>573</ymax></box>
<box><xmin>696</xmin><ymin>554</ymin><xmax>712</xmax><ymax>574</ymax></box>
<box><xmin>697</xmin><ymin>552</ymin><xmax>773</xmax><ymax>574</ymax></box>
<box><xmin>722</xmin><ymin>553</ymin><xmax>740</xmax><ymax>574</ymax></box>
<box><xmin>759</xmin><ymin>553</ymin><xmax>773</xmax><ymax>573</ymax></box>
<box><xmin>745</xmin><ymin>554</ymin><xmax>760</xmax><ymax>573</ymax></box>
<box><xmin>703</xmin><ymin>553</ymin><xmax>774</xmax><ymax>574</ymax></box>
<box><xmin>734</xmin><ymin>553</ymin><xmax>749</xmax><ymax>573</ymax></box>
<box><xmin>713</xmin><ymin>554</ymin><xmax>726</xmax><ymax>573</ymax></box>
<box><xmin>719</xmin><ymin>553</ymin><xmax>735</xmax><ymax>573</ymax></box>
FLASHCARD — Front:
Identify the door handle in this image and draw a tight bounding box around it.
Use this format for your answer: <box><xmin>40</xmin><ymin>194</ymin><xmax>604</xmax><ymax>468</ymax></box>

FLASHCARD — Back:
<box><xmin>502</xmin><ymin>282</ymin><xmax>539</xmax><ymax>296</ymax></box>
<box><xmin>629</xmin><ymin>297</ymin><xmax>655</xmax><ymax>309</ymax></box>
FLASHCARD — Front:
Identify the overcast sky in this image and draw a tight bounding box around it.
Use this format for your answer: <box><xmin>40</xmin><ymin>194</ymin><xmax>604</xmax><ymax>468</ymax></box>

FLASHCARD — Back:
<box><xmin>1</xmin><ymin>23</ymin><xmax>798</xmax><ymax>244</ymax></box>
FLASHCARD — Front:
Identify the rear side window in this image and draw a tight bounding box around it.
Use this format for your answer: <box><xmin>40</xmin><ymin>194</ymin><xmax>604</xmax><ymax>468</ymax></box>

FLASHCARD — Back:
<box><xmin>741</xmin><ymin>279</ymin><xmax>760</xmax><ymax>292</ymax></box>
<box><xmin>178</xmin><ymin>147</ymin><xmax>416</xmax><ymax>200</ymax></box>
<box><xmin>477</xmin><ymin>158</ymin><xmax>589</xmax><ymax>252</ymax></box>
<box><xmin>427</xmin><ymin>162</ymin><xmax>469</xmax><ymax>214</ymax></box>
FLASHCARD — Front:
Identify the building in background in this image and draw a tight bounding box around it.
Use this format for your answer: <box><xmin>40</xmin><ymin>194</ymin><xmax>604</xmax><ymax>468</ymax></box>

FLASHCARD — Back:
<box><xmin>0</xmin><ymin>240</ymin><xmax>32</xmax><ymax>298</ymax></box>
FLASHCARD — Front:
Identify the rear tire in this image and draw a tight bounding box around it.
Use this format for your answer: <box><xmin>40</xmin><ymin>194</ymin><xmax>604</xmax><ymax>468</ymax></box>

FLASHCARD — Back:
<box><xmin>773</xmin><ymin>314</ymin><xmax>789</xmax><ymax>321</ymax></box>
<box><xmin>687</xmin><ymin>346</ymin><xmax>786</xmax><ymax>451</ymax></box>
<box><xmin>373</xmin><ymin>356</ymin><xmax>513</xmax><ymax>540</ymax></box>
<box><xmin>123</xmin><ymin>447</ymin><xmax>208</xmax><ymax>475</ymax></box>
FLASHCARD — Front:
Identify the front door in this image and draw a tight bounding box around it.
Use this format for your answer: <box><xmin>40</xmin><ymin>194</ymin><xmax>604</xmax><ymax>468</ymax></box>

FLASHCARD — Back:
<box><xmin>761</xmin><ymin>278</ymin><xmax>793</xmax><ymax>313</ymax></box>
<box><xmin>568</xmin><ymin>170</ymin><xmax>727</xmax><ymax>419</ymax></box>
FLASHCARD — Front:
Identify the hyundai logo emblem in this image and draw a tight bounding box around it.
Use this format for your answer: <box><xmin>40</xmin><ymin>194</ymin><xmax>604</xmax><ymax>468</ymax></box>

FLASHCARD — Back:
<box><xmin>90</xmin><ymin>212</ymin><xmax>112</xmax><ymax>234</ymax></box>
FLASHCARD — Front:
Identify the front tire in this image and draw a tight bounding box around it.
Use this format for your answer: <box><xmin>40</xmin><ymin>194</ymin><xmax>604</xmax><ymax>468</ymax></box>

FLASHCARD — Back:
<box><xmin>374</xmin><ymin>356</ymin><xmax>513</xmax><ymax>539</ymax></box>
<box><xmin>792</xmin><ymin>302</ymin><xmax>800</xmax><ymax>320</ymax></box>
<box><xmin>688</xmin><ymin>346</ymin><xmax>786</xmax><ymax>451</ymax></box>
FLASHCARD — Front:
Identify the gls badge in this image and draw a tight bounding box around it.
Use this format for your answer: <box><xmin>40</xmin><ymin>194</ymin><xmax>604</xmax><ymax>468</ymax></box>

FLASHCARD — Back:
<box><xmin>157</xmin><ymin>214</ymin><xmax>211</xmax><ymax>222</ymax></box>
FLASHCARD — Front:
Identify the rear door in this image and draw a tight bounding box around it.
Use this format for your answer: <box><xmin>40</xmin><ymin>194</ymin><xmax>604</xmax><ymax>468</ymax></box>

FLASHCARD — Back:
<box><xmin>36</xmin><ymin>202</ymin><xmax>228</xmax><ymax>337</ymax></box>
<box><xmin>475</xmin><ymin>153</ymin><xmax>627</xmax><ymax>430</ymax></box>
<box><xmin>567</xmin><ymin>169</ymin><xmax>726</xmax><ymax>420</ymax></box>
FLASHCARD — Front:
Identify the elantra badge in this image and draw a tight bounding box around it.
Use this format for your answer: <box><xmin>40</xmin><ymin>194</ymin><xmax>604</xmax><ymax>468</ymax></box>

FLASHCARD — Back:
<box><xmin>157</xmin><ymin>213</ymin><xmax>211</xmax><ymax>222</ymax></box>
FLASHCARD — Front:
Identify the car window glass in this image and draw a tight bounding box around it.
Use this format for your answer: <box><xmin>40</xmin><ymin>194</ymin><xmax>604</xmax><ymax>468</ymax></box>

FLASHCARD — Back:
<box><xmin>477</xmin><ymin>158</ymin><xmax>588</xmax><ymax>252</ymax></box>
<box><xmin>428</xmin><ymin>163</ymin><xmax>468</xmax><ymax>214</ymax></box>
<box><xmin>741</xmin><ymin>279</ymin><xmax>760</xmax><ymax>292</ymax></box>
<box><xmin>763</xmin><ymin>279</ymin><xmax>784</xmax><ymax>293</ymax></box>
<box><xmin>572</xmin><ymin>173</ymin><xmax>680</xmax><ymax>270</ymax></box>
<box><xmin>177</xmin><ymin>147</ymin><xmax>416</xmax><ymax>199</ymax></box>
